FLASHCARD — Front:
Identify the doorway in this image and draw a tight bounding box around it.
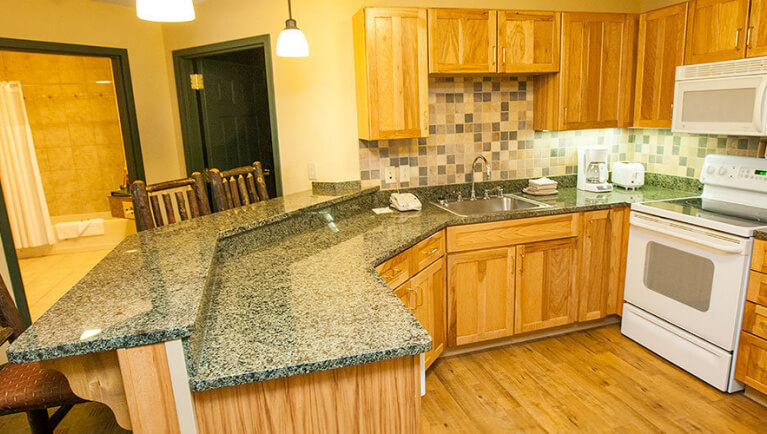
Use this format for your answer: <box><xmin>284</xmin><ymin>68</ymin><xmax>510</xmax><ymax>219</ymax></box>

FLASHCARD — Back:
<box><xmin>0</xmin><ymin>38</ymin><xmax>143</xmax><ymax>324</ymax></box>
<box><xmin>173</xmin><ymin>36</ymin><xmax>281</xmax><ymax>198</ymax></box>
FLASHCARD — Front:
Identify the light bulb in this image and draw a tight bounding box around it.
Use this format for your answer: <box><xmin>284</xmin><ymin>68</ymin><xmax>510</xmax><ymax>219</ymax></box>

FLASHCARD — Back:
<box><xmin>276</xmin><ymin>19</ymin><xmax>309</xmax><ymax>57</ymax></box>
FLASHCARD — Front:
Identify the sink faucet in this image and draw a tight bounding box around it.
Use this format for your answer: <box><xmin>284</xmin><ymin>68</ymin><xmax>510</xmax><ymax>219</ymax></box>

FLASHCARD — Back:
<box><xmin>470</xmin><ymin>155</ymin><xmax>491</xmax><ymax>200</ymax></box>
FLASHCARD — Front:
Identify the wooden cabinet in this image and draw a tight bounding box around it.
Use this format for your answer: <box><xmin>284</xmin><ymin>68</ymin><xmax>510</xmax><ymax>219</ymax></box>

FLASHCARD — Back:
<box><xmin>748</xmin><ymin>270</ymin><xmax>767</xmax><ymax>305</ymax></box>
<box><xmin>685</xmin><ymin>0</ymin><xmax>750</xmax><ymax>64</ymax></box>
<box><xmin>534</xmin><ymin>13</ymin><xmax>637</xmax><ymax>131</ymax></box>
<box><xmin>747</xmin><ymin>0</ymin><xmax>767</xmax><ymax>57</ymax></box>
<box><xmin>446</xmin><ymin>213</ymin><xmax>580</xmax><ymax>253</ymax></box>
<box><xmin>578</xmin><ymin>208</ymin><xmax>629</xmax><ymax>321</ymax></box>
<box><xmin>736</xmin><ymin>332</ymin><xmax>767</xmax><ymax>395</ymax></box>
<box><xmin>634</xmin><ymin>3</ymin><xmax>688</xmax><ymax>128</ymax></box>
<box><xmin>751</xmin><ymin>239</ymin><xmax>767</xmax><ymax>273</ymax></box>
<box><xmin>515</xmin><ymin>238</ymin><xmax>578</xmax><ymax>334</ymax></box>
<box><xmin>410</xmin><ymin>258</ymin><xmax>446</xmax><ymax>368</ymax></box>
<box><xmin>743</xmin><ymin>302</ymin><xmax>767</xmax><ymax>340</ymax></box>
<box><xmin>498</xmin><ymin>11</ymin><xmax>561</xmax><ymax>73</ymax></box>
<box><xmin>376</xmin><ymin>250</ymin><xmax>411</xmax><ymax>289</ymax></box>
<box><xmin>353</xmin><ymin>8</ymin><xmax>428</xmax><ymax>140</ymax></box>
<box><xmin>447</xmin><ymin>248</ymin><xmax>515</xmax><ymax>346</ymax></box>
<box><xmin>428</xmin><ymin>9</ymin><xmax>497</xmax><ymax>73</ymax></box>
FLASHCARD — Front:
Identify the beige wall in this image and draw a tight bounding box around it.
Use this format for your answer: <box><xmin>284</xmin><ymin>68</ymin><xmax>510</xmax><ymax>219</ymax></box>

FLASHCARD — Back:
<box><xmin>162</xmin><ymin>0</ymin><xmax>646</xmax><ymax>194</ymax></box>
<box><xmin>0</xmin><ymin>0</ymin><xmax>184</xmax><ymax>184</ymax></box>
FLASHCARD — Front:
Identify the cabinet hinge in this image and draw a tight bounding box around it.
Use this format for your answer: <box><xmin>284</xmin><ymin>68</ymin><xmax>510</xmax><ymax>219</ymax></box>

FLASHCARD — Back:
<box><xmin>190</xmin><ymin>74</ymin><xmax>204</xmax><ymax>90</ymax></box>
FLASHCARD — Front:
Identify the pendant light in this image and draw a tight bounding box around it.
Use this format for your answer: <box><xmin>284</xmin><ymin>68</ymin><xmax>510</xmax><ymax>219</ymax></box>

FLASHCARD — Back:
<box><xmin>137</xmin><ymin>0</ymin><xmax>195</xmax><ymax>23</ymax></box>
<box><xmin>276</xmin><ymin>0</ymin><xmax>309</xmax><ymax>57</ymax></box>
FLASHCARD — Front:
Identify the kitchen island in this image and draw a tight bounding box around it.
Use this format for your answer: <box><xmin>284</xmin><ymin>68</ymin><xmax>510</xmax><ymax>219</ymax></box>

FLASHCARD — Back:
<box><xmin>7</xmin><ymin>178</ymin><xmax>698</xmax><ymax>432</ymax></box>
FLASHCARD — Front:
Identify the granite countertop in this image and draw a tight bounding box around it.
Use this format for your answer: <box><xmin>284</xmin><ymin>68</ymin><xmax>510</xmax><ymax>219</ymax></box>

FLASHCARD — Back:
<box><xmin>7</xmin><ymin>180</ymin><xmax>697</xmax><ymax>392</ymax></box>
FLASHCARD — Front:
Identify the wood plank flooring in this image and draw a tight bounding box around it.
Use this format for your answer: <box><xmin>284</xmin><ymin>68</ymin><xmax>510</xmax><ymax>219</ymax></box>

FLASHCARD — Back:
<box><xmin>423</xmin><ymin>325</ymin><xmax>767</xmax><ymax>433</ymax></box>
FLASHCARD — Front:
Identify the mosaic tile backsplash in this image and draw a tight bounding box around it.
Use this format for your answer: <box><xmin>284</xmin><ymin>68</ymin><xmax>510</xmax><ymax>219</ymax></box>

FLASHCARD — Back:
<box><xmin>359</xmin><ymin>76</ymin><xmax>765</xmax><ymax>189</ymax></box>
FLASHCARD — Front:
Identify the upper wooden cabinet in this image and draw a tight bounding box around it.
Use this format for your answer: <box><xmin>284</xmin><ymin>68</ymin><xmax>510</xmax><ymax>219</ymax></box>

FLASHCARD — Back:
<box><xmin>685</xmin><ymin>0</ymin><xmax>750</xmax><ymax>64</ymax></box>
<box><xmin>634</xmin><ymin>3</ymin><xmax>688</xmax><ymax>128</ymax></box>
<box><xmin>353</xmin><ymin>8</ymin><xmax>429</xmax><ymax>140</ymax></box>
<box><xmin>498</xmin><ymin>11</ymin><xmax>561</xmax><ymax>73</ymax></box>
<box><xmin>748</xmin><ymin>0</ymin><xmax>767</xmax><ymax>57</ymax></box>
<box><xmin>515</xmin><ymin>238</ymin><xmax>578</xmax><ymax>334</ymax></box>
<box><xmin>428</xmin><ymin>9</ymin><xmax>497</xmax><ymax>73</ymax></box>
<box><xmin>534</xmin><ymin>13</ymin><xmax>637</xmax><ymax>131</ymax></box>
<box><xmin>427</xmin><ymin>8</ymin><xmax>561</xmax><ymax>74</ymax></box>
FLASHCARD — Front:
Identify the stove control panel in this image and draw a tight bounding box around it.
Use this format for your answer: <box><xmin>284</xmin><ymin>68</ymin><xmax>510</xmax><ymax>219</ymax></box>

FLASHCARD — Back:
<box><xmin>700</xmin><ymin>155</ymin><xmax>767</xmax><ymax>192</ymax></box>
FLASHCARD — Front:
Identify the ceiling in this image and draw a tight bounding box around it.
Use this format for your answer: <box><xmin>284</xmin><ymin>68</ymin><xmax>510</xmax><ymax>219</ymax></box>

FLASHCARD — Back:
<box><xmin>90</xmin><ymin>0</ymin><xmax>207</xmax><ymax>6</ymax></box>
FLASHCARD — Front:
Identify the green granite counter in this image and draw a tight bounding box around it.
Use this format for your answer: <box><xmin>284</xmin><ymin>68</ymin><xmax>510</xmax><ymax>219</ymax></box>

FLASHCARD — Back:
<box><xmin>7</xmin><ymin>179</ymin><xmax>697</xmax><ymax>393</ymax></box>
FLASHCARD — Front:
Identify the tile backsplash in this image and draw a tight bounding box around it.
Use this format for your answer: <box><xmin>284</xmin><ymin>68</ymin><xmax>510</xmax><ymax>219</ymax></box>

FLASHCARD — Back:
<box><xmin>359</xmin><ymin>76</ymin><xmax>765</xmax><ymax>189</ymax></box>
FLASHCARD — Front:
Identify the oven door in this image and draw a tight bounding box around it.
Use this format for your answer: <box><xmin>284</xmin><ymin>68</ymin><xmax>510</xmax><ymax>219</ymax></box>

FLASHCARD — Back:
<box><xmin>624</xmin><ymin>212</ymin><xmax>751</xmax><ymax>351</ymax></box>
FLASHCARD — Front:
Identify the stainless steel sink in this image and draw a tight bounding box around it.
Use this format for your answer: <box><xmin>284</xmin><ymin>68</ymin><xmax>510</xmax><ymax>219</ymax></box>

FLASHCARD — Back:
<box><xmin>432</xmin><ymin>194</ymin><xmax>550</xmax><ymax>217</ymax></box>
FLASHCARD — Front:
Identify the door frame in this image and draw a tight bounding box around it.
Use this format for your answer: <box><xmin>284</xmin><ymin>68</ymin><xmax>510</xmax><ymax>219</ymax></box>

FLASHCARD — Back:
<box><xmin>0</xmin><ymin>38</ymin><xmax>145</xmax><ymax>324</ymax></box>
<box><xmin>172</xmin><ymin>35</ymin><xmax>283</xmax><ymax>196</ymax></box>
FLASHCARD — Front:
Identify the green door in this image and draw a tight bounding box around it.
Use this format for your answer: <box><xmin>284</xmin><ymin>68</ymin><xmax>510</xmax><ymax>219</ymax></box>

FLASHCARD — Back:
<box><xmin>196</xmin><ymin>57</ymin><xmax>276</xmax><ymax>197</ymax></box>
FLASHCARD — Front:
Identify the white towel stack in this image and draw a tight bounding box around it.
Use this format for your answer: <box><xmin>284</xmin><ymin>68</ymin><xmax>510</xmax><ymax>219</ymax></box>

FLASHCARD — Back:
<box><xmin>523</xmin><ymin>177</ymin><xmax>558</xmax><ymax>196</ymax></box>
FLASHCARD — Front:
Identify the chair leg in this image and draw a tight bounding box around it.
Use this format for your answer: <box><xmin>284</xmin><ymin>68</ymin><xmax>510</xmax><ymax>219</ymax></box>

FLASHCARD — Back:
<box><xmin>26</xmin><ymin>409</ymin><xmax>52</xmax><ymax>434</ymax></box>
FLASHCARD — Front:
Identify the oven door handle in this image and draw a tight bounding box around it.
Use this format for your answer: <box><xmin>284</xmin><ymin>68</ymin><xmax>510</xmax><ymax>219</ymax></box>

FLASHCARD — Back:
<box><xmin>630</xmin><ymin>219</ymin><xmax>744</xmax><ymax>254</ymax></box>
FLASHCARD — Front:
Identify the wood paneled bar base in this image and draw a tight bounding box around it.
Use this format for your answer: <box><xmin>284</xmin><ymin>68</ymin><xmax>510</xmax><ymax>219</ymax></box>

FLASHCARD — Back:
<box><xmin>41</xmin><ymin>345</ymin><xmax>422</xmax><ymax>434</ymax></box>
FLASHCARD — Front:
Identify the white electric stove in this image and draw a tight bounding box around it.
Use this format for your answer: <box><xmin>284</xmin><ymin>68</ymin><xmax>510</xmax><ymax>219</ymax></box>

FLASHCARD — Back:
<box><xmin>623</xmin><ymin>154</ymin><xmax>767</xmax><ymax>392</ymax></box>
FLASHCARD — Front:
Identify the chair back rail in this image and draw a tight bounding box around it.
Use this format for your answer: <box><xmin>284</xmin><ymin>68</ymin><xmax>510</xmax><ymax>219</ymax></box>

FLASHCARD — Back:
<box><xmin>131</xmin><ymin>172</ymin><xmax>211</xmax><ymax>231</ymax></box>
<box><xmin>209</xmin><ymin>161</ymin><xmax>270</xmax><ymax>212</ymax></box>
<box><xmin>0</xmin><ymin>275</ymin><xmax>26</xmax><ymax>343</ymax></box>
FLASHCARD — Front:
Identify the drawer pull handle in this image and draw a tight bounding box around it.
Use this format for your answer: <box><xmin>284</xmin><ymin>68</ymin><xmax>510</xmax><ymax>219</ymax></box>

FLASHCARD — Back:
<box><xmin>424</xmin><ymin>247</ymin><xmax>439</xmax><ymax>255</ymax></box>
<box><xmin>415</xmin><ymin>285</ymin><xmax>423</xmax><ymax>307</ymax></box>
<box><xmin>382</xmin><ymin>268</ymin><xmax>403</xmax><ymax>280</ymax></box>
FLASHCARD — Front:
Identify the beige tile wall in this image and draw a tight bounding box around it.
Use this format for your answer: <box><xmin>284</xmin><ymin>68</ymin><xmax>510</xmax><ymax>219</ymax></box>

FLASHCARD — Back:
<box><xmin>360</xmin><ymin>76</ymin><xmax>764</xmax><ymax>189</ymax></box>
<box><xmin>0</xmin><ymin>51</ymin><xmax>126</xmax><ymax>216</ymax></box>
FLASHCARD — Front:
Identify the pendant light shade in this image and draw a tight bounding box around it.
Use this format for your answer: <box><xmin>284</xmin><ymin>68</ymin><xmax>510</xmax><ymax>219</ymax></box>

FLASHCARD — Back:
<box><xmin>137</xmin><ymin>0</ymin><xmax>195</xmax><ymax>22</ymax></box>
<box><xmin>276</xmin><ymin>0</ymin><xmax>309</xmax><ymax>57</ymax></box>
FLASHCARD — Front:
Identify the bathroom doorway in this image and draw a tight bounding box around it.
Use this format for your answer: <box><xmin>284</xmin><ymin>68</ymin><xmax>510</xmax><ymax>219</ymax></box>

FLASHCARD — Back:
<box><xmin>0</xmin><ymin>38</ymin><xmax>143</xmax><ymax>323</ymax></box>
<box><xmin>173</xmin><ymin>35</ymin><xmax>282</xmax><ymax>198</ymax></box>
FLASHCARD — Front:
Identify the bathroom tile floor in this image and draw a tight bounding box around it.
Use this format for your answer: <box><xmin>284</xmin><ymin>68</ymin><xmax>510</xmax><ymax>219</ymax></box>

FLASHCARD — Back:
<box><xmin>19</xmin><ymin>249</ymin><xmax>112</xmax><ymax>321</ymax></box>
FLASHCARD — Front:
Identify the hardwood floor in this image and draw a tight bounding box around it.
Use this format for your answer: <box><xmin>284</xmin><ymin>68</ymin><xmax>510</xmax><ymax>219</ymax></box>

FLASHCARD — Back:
<box><xmin>423</xmin><ymin>325</ymin><xmax>767</xmax><ymax>433</ymax></box>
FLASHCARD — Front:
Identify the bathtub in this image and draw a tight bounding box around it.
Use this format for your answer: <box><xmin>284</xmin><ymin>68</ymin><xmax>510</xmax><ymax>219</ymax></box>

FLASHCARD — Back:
<box><xmin>16</xmin><ymin>211</ymin><xmax>136</xmax><ymax>259</ymax></box>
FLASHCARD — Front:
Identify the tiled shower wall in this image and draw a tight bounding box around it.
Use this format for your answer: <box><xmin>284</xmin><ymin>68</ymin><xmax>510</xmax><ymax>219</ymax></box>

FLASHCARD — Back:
<box><xmin>359</xmin><ymin>76</ymin><xmax>764</xmax><ymax>189</ymax></box>
<box><xmin>0</xmin><ymin>51</ymin><xmax>126</xmax><ymax>216</ymax></box>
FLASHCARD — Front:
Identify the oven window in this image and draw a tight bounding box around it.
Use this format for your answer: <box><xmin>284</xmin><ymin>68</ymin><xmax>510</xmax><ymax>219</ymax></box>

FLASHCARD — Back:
<box><xmin>643</xmin><ymin>242</ymin><xmax>715</xmax><ymax>312</ymax></box>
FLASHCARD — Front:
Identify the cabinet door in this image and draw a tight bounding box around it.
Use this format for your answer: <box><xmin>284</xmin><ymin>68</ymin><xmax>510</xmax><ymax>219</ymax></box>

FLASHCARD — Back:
<box><xmin>410</xmin><ymin>257</ymin><xmax>446</xmax><ymax>369</ymax></box>
<box><xmin>735</xmin><ymin>332</ymin><xmax>767</xmax><ymax>395</ymax></box>
<box><xmin>498</xmin><ymin>11</ymin><xmax>560</xmax><ymax>73</ymax></box>
<box><xmin>748</xmin><ymin>0</ymin><xmax>767</xmax><ymax>57</ymax></box>
<box><xmin>560</xmin><ymin>13</ymin><xmax>635</xmax><ymax>130</ymax></box>
<box><xmin>578</xmin><ymin>209</ymin><xmax>628</xmax><ymax>322</ymax></box>
<box><xmin>353</xmin><ymin>8</ymin><xmax>428</xmax><ymax>140</ymax></box>
<box><xmin>428</xmin><ymin>9</ymin><xmax>497</xmax><ymax>73</ymax></box>
<box><xmin>634</xmin><ymin>3</ymin><xmax>688</xmax><ymax>128</ymax></box>
<box><xmin>447</xmin><ymin>248</ymin><xmax>515</xmax><ymax>346</ymax></box>
<box><xmin>685</xmin><ymin>0</ymin><xmax>749</xmax><ymax>64</ymax></box>
<box><xmin>515</xmin><ymin>238</ymin><xmax>578</xmax><ymax>334</ymax></box>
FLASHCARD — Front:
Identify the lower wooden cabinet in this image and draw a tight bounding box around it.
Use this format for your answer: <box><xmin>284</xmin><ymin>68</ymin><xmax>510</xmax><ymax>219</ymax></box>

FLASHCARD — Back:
<box><xmin>578</xmin><ymin>208</ymin><xmax>628</xmax><ymax>321</ymax></box>
<box><xmin>410</xmin><ymin>258</ymin><xmax>446</xmax><ymax>369</ymax></box>
<box><xmin>447</xmin><ymin>248</ymin><xmax>516</xmax><ymax>346</ymax></box>
<box><xmin>515</xmin><ymin>238</ymin><xmax>578</xmax><ymax>334</ymax></box>
<box><xmin>736</xmin><ymin>332</ymin><xmax>767</xmax><ymax>395</ymax></box>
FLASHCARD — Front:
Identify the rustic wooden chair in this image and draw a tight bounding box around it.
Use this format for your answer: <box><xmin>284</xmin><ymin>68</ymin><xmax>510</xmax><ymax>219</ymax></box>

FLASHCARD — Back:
<box><xmin>0</xmin><ymin>276</ymin><xmax>85</xmax><ymax>433</ymax></box>
<box><xmin>208</xmin><ymin>161</ymin><xmax>270</xmax><ymax>212</ymax></box>
<box><xmin>131</xmin><ymin>172</ymin><xmax>212</xmax><ymax>231</ymax></box>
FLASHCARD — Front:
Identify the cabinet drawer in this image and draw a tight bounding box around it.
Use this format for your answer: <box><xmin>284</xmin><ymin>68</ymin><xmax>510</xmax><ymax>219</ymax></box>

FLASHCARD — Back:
<box><xmin>446</xmin><ymin>213</ymin><xmax>581</xmax><ymax>253</ymax></box>
<box><xmin>412</xmin><ymin>231</ymin><xmax>445</xmax><ymax>273</ymax></box>
<box><xmin>376</xmin><ymin>250</ymin><xmax>411</xmax><ymax>289</ymax></box>
<box><xmin>751</xmin><ymin>239</ymin><xmax>767</xmax><ymax>274</ymax></box>
<box><xmin>747</xmin><ymin>270</ymin><xmax>767</xmax><ymax>305</ymax></box>
<box><xmin>735</xmin><ymin>332</ymin><xmax>767</xmax><ymax>395</ymax></box>
<box><xmin>744</xmin><ymin>302</ymin><xmax>767</xmax><ymax>340</ymax></box>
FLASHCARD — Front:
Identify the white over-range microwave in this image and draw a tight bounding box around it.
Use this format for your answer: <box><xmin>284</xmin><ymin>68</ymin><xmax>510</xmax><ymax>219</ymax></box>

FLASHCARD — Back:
<box><xmin>672</xmin><ymin>56</ymin><xmax>767</xmax><ymax>136</ymax></box>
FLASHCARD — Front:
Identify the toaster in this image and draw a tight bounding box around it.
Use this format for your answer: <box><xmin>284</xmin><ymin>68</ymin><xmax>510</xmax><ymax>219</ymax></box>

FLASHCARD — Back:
<box><xmin>611</xmin><ymin>161</ymin><xmax>645</xmax><ymax>189</ymax></box>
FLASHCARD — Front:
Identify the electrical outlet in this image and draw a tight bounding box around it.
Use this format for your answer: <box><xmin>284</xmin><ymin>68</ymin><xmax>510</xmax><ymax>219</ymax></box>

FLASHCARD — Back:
<box><xmin>384</xmin><ymin>167</ymin><xmax>396</xmax><ymax>183</ymax></box>
<box><xmin>399</xmin><ymin>165</ymin><xmax>410</xmax><ymax>183</ymax></box>
<box><xmin>307</xmin><ymin>162</ymin><xmax>317</xmax><ymax>180</ymax></box>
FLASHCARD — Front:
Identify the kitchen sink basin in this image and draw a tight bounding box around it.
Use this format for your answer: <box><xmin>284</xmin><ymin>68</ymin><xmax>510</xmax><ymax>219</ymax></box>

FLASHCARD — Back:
<box><xmin>431</xmin><ymin>194</ymin><xmax>550</xmax><ymax>217</ymax></box>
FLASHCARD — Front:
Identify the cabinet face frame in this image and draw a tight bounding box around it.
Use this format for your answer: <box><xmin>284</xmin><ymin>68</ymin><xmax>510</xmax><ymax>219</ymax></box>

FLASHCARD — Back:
<box><xmin>684</xmin><ymin>0</ymin><xmax>750</xmax><ymax>64</ymax></box>
<box><xmin>428</xmin><ymin>8</ymin><xmax>498</xmax><ymax>73</ymax></box>
<box><xmin>634</xmin><ymin>2</ymin><xmax>689</xmax><ymax>128</ymax></box>
<box><xmin>498</xmin><ymin>10</ymin><xmax>561</xmax><ymax>73</ymax></box>
<box><xmin>353</xmin><ymin>8</ymin><xmax>429</xmax><ymax>140</ymax></box>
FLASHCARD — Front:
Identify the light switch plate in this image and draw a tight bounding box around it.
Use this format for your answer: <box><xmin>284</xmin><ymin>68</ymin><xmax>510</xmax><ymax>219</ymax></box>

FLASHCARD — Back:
<box><xmin>307</xmin><ymin>162</ymin><xmax>317</xmax><ymax>180</ymax></box>
<box><xmin>385</xmin><ymin>167</ymin><xmax>396</xmax><ymax>183</ymax></box>
<box><xmin>399</xmin><ymin>165</ymin><xmax>410</xmax><ymax>183</ymax></box>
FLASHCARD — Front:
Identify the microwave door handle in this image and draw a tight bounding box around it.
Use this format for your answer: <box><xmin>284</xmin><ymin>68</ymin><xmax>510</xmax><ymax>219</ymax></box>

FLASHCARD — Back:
<box><xmin>630</xmin><ymin>219</ymin><xmax>743</xmax><ymax>254</ymax></box>
<box><xmin>756</xmin><ymin>80</ymin><xmax>767</xmax><ymax>132</ymax></box>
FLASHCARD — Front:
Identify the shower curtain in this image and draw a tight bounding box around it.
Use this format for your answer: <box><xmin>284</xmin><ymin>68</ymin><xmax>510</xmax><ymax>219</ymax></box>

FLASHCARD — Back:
<box><xmin>0</xmin><ymin>81</ymin><xmax>54</xmax><ymax>248</ymax></box>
